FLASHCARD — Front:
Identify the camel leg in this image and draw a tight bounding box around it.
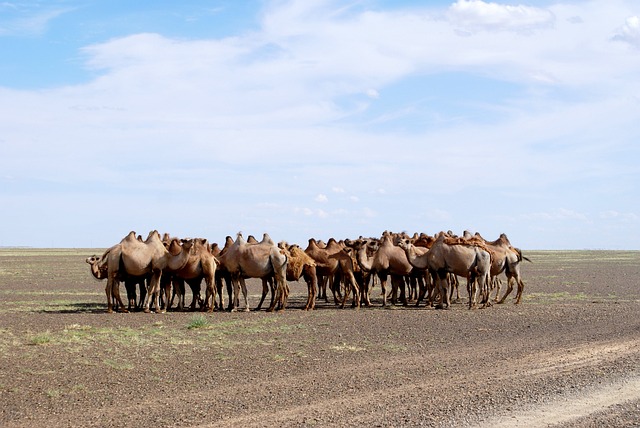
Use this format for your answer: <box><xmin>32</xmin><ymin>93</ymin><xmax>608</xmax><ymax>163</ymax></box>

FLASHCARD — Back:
<box><xmin>105</xmin><ymin>279</ymin><xmax>114</xmax><ymax>313</ymax></box>
<box><xmin>468</xmin><ymin>274</ymin><xmax>477</xmax><ymax>309</ymax></box>
<box><xmin>230</xmin><ymin>278</ymin><xmax>240</xmax><ymax>312</ymax></box>
<box><xmin>240</xmin><ymin>278</ymin><xmax>250</xmax><ymax>312</ymax></box>
<box><xmin>497</xmin><ymin>277</ymin><xmax>514</xmax><ymax>304</ymax></box>
<box><xmin>143</xmin><ymin>271</ymin><xmax>162</xmax><ymax>313</ymax></box>
<box><xmin>255</xmin><ymin>278</ymin><xmax>269</xmax><ymax>311</ymax></box>
<box><xmin>348</xmin><ymin>274</ymin><xmax>360</xmax><ymax>309</ymax></box>
<box><xmin>124</xmin><ymin>279</ymin><xmax>136</xmax><ymax>311</ymax></box>
<box><xmin>137</xmin><ymin>280</ymin><xmax>147</xmax><ymax>311</ymax></box>
<box><xmin>434</xmin><ymin>271</ymin><xmax>449</xmax><ymax>309</ymax></box>
<box><xmin>304</xmin><ymin>271</ymin><xmax>317</xmax><ymax>310</ymax></box>
<box><xmin>318</xmin><ymin>275</ymin><xmax>328</xmax><ymax>303</ymax></box>
<box><xmin>111</xmin><ymin>277</ymin><xmax>128</xmax><ymax>313</ymax></box>
<box><xmin>379</xmin><ymin>274</ymin><xmax>389</xmax><ymax>307</ymax></box>
<box><xmin>514</xmin><ymin>276</ymin><xmax>525</xmax><ymax>304</ymax></box>
<box><xmin>223</xmin><ymin>276</ymin><xmax>232</xmax><ymax>311</ymax></box>
<box><xmin>267</xmin><ymin>277</ymin><xmax>283</xmax><ymax>312</ymax></box>
<box><xmin>398</xmin><ymin>276</ymin><xmax>408</xmax><ymax>306</ymax></box>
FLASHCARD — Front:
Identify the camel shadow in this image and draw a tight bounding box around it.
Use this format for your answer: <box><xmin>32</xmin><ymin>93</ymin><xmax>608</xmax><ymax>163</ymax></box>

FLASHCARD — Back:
<box><xmin>37</xmin><ymin>302</ymin><xmax>117</xmax><ymax>314</ymax></box>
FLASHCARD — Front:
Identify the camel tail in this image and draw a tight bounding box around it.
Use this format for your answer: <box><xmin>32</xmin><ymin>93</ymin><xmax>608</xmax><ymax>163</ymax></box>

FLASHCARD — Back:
<box><xmin>515</xmin><ymin>248</ymin><xmax>532</xmax><ymax>263</ymax></box>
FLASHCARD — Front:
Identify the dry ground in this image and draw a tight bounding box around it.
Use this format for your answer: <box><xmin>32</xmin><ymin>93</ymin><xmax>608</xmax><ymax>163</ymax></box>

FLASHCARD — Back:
<box><xmin>0</xmin><ymin>249</ymin><xmax>639</xmax><ymax>427</ymax></box>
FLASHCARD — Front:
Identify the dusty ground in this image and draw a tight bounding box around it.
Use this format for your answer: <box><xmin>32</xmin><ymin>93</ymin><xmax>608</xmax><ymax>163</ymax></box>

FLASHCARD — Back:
<box><xmin>0</xmin><ymin>249</ymin><xmax>639</xmax><ymax>427</ymax></box>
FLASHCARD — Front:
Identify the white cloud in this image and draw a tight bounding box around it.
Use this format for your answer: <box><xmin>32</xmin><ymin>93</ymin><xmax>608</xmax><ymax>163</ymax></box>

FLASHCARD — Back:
<box><xmin>447</xmin><ymin>0</ymin><xmax>555</xmax><ymax>33</ymax></box>
<box><xmin>0</xmin><ymin>1</ymin><xmax>639</xmax><ymax>249</ymax></box>
<box><xmin>522</xmin><ymin>209</ymin><xmax>589</xmax><ymax>222</ymax></box>
<box><xmin>599</xmin><ymin>210</ymin><xmax>639</xmax><ymax>222</ymax></box>
<box><xmin>0</xmin><ymin>7</ymin><xmax>71</xmax><ymax>36</ymax></box>
<box><xmin>613</xmin><ymin>16</ymin><xmax>640</xmax><ymax>48</ymax></box>
<box><xmin>365</xmin><ymin>88</ymin><xmax>379</xmax><ymax>99</ymax></box>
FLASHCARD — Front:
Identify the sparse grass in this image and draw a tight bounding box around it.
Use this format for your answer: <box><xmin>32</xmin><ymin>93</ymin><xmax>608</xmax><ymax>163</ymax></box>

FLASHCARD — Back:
<box><xmin>29</xmin><ymin>331</ymin><xmax>53</xmax><ymax>345</ymax></box>
<box><xmin>187</xmin><ymin>314</ymin><xmax>210</xmax><ymax>329</ymax></box>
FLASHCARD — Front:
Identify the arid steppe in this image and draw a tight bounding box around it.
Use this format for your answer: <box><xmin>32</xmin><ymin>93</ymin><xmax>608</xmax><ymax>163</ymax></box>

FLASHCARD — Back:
<box><xmin>0</xmin><ymin>249</ymin><xmax>639</xmax><ymax>427</ymax></box>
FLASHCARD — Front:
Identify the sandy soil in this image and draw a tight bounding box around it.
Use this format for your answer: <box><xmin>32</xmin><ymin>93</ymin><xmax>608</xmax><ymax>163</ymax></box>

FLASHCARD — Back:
<box><xmin>0</xmin><ymin>249</ymin><xmax>639</xmax><ymax>427</ymax></box>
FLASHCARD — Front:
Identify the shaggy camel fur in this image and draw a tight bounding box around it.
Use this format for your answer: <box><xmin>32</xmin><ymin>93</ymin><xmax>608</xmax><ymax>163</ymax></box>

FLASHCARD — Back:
<box><xmin>279</xmin><ymin>242</ymin><xmax>318</xmax><ymax>310</ymax></box>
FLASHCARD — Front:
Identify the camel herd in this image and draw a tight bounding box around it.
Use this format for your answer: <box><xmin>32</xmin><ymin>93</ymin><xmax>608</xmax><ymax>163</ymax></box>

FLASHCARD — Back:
<box><xmin>86</xmin><ymin>230</ymin><xmax>530</xmax><ymax>313</ymax></box>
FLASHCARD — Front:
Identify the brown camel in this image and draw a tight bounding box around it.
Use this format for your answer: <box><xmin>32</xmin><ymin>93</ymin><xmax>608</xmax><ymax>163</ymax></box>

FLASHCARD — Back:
<box><xmin>86</xmin><ymin>249</ymin><xmax>147</xmax><ymax>312</ymax></box>
<box><xmin>353</xmin><ymin>232</ymin><xmax>416</xmax><ymax>307</ymax></box>
<box><xmin>86</xmin><ymin>246</ymin><xmax>127</xmax><ymax>312</ymax></box>
<box><xmin>278</xmin><ymin>242</ymin><xmax>318</xmax><ymax>310</ymax></box>
<box><xmin>343</xmin><ymin>238</ymin><xmax>376</xmax><ymax>307</ymax></box>
<box><xmin>169</xmin><ymin>238</ymin><xmax>218</xmax><ymax>312</ymax></box>
<box><xmin>468</xmin><ymin>232</ymin><xmax>530</xmax><ymax>304</ymax></box>
<box><xmin>113</xmin><ymin>231</ymin><xmax>193</xmax><ymax>313</ymax></box>
<box><xmin>398</xmin><ymin>233</ymin><xmax>492</xmax><ymax>309</ymax></box>
<box><xmin>217</xmin><ymin>233</ymin><xmax>288</xmax><ymax>312</ymax></box>
<box><xmin>304</xmin><ymin>238</ymin><xmax>360</xmax><ymax>309</ymax></box>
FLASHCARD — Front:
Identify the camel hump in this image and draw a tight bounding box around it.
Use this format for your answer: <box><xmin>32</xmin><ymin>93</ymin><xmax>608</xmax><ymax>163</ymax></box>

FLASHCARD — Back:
<box><xmin>261</xmin><ymin>233</ymin><xmax>274</xmax><ymax>245</ymax></box>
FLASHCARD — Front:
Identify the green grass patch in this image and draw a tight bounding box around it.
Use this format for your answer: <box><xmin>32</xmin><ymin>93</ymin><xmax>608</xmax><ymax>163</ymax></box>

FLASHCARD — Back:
<box><xmin>187</xmin><ymin>314</ymin><xmax>210</xmax><ymax>329</ymax></box>
<box><xmin>29</xmin><ymin>331</ymin><xmax>53</xmax><ymax>345</ymax></box>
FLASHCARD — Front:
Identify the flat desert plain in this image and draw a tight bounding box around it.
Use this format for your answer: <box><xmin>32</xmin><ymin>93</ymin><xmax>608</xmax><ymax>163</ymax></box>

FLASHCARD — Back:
<box><xmin>0</xmin><ymin>249</ymin><xmax>639</xmax><ymax>427</ymax></box>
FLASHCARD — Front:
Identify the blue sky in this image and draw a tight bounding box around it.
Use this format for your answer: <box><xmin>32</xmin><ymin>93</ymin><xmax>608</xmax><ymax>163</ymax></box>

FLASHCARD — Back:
<box><xmin>1</xmin><ymin>0</ymin><xmax>639</xmax><ymax>249</ymax></box>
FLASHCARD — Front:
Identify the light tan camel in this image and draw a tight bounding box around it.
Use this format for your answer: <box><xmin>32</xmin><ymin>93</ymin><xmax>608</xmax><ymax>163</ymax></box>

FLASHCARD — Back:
<box><xmin>114</xmin><ymin>231</ymin><xmax>193</xmax><ymax>313</ymax></box>
<box><xmin>85</xmin><ymin>246</ymin><xmax>127</xmax><ymax>313</ymax></box>
<box><xmin>217</xmin><ymin>233</ymin><xmax>288</xmax><ymax>312</ymax></box>
<box><xmin>398</xmin><ymin>233</ymin><xmax>492</xmax><ymax>309</ymax></box>
<box><xmin>86</xmin><ymin>249</ymin><xmax>147</xmax><ymax>312</ymax></box>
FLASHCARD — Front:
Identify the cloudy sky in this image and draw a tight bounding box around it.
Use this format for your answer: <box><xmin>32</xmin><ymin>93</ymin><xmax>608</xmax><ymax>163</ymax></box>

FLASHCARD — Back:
<box><xmin>1</xmin><ymin>0</ymin><xmax>639</xmax><ymax>249</ymax></box>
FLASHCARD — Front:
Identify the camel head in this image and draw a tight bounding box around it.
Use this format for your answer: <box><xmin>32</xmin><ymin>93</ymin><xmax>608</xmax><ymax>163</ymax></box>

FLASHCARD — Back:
<box><xmin>396</xmin><ymin>238</ymin><xmax>412</xmax><ymax>251</ymax></box>
<box><xmin>86</xmin><ymin>255</ymin><xmax>108</xmax><ymax>280</ymax></box>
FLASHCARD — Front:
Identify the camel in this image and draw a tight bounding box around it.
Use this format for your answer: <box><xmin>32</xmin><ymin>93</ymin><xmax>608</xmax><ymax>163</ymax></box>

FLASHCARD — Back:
<box><xmin>169</xmin><ymin>238</ymin><xmax>218</xmax><ymax>312</ymax></box>
<box><xmin>304</xmin><ymin>238</ymin><xmax>360</xmax><ymax>309</ymax></box>
<box><xmin>466</xmin><ymin>232</ymin><xmax>531</xmax><ymax>304</ymax></box>
<box><xmin>211</xmin><ymin>239</ymin><xmax>233</xmax><ymax>311</ymax></box>
<box><xmin>217</xmin><ymin>233</ymin><xmax>288</xmax><ymax>312</ymax></box>
<box><xmin>278</xmin><ymin>242</ymin><xmax>318</xmax><ymax>310</ymax></box>
<box><xmin>343</xmin><ymin>238</ymin><xmax>376</xmax><ymax>307</ymax></box>
<box><xmin>113</xmin><ymin>231</ymin><xmax>193</xmax><ymax>313</ymax></box>
<box><xmin>353</xmin><ymin>232</ymin><xmax>417</xmax><ymax>307</ymax></box>
<box><xmin>86</xmin><ymin>247</ymin><xmax>128</xmax><ymax>312</ymax></box>
<box><xmin>398</xmin><ymin>233</ymin><xmax>492</xmax><ymax>309</ymax></box>
<box><xmin>86</xmin><ymin>250</ymin><xmax>147</xmax><ymax>312</ymax></box>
